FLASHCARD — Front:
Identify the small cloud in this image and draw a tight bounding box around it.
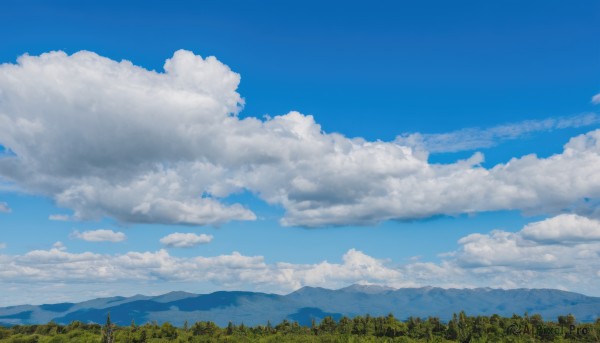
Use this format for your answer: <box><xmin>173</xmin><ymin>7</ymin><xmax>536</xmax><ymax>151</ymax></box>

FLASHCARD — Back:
<box><xmin>49</xmin><ymin>214</ymin><xmax>70</xmax><ymax>221</ymax></box>
<box><xmin>593</xmin><ymin>93</ymin><xmax>600</xmax><ymax>104</ymax></box>
<box><xmin>0</xmin><ymin>242</ymin><xmax>6</xmax><ymax>249</ymax></box>
<box><xmin>52</xmin><ymin>241</ymin><xmax>66</xmax><ymax>251</ymax></box>
<box><xmin>408</xmin><ymin>255</ymin><xmax>422</xmax><ymax>262</ymax></box>
<box><xmin>70</xmin><ymin>229</ymin><xmax>126</xmax><ymax>242</ymax></box>
<box><xmin>160</xmin><ymin>232</ymin><xmax>213</xmax><ymax>248</ymax></box>
<box><xmin>521</xmin><ymin>214</ymin><xmax>600</xmax><ymax>243</ymax></box>
<box><xmin>0</xmin><ymin>202</ymin><xmax>11</xmax><ymax>213</ymax></box>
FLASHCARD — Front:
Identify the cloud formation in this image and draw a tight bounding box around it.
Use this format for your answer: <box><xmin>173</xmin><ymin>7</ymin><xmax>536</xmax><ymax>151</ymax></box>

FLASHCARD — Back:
<box><xmin>396</xmin><ymin>113</ymin><xmax>600</xmax><ymax>153</ymax></box>
<box><xmin>1</xmin><ymin>50</ymin><xmax>600</xmax><ymax>227</ymax></box>
<box><xmin>70</xmin><ymin>229</ymin><xmax>126</xmax><ymax>242</ymax></box>
<box><xmin>0</xmin><ymin>246</ymin><xmax>402</xmax><ymax>292</ymax></box>
<box><xmin>160</xmin><ymin>232</ymin><xmax>213</xmax><ymax>248</ymax></box>
<box><xmin>49</xmin><ymin>214</ymin><xmax>70</xmax><ymax>221</ymax></box>
<box><xmin>520</xmin><ymin>213</ymin><xmax>600</xmax><ymax>243</ymax></box>
<box><xmin>1</xmin><ymin>213</ymin><xmax>600</xmax><ymax>301</ymax></box>
<box><xmin>0</xmin><ymin>202</ymin><xmax>10</xmax><ymax>213</ymax></box>
<box><xmin>0</xmin><ymin>50</ymin><xmax>254</xmax><ymax>226</ymax></box>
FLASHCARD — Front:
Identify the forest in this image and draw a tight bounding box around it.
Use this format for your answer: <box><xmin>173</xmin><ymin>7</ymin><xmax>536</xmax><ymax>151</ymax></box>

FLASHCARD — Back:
<box><xmin>0</xmin><ymin>311</ymin><xmax>598</xmax><ymax>342</ymax></box>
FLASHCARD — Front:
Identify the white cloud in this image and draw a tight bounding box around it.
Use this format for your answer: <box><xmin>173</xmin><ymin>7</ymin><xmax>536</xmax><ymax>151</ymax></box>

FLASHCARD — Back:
<box><xmin>2</xmin><ymin>50</ymin><xmax>600</xmax><ymax>227</ymax></box>
<box><xmin>160</xmin><ymin>232</ymin><xmax>213</xmax><ymax>248</ymax></box>
<box><xmin>396</xmin><ymin>113</ymin><xmax>600</xmax><ymax>153</ymax></box>
<box><xmin>0</xmin><ymin>247</ymin><xmax>402</xmax><ymax>292</ymax></box>
<box><xmin>0</xmin><ymin>243</ymin><xmax>6</xmax><ymax>249</ymax></box>
<box><xmin>2</xmin><ymin>214</ymin><xmax>600</xmax><ymax>303</ymax></box>
<box><xmin>593</xmin><ymin>93</ymin><xmax>600</xmax><ymax>104</ymax></box>
<box><xmin>49</xmin><ymin>214</ymin><xmax>70</xmax><ymax>221</ymax></box>
<box><xmin>0</xmin><ymin>202</ymin><xmax>11</xmax><ymax>213</ymax></box>
<box><xmin>52</xmin><ymin>241</ymin><xmax>67</xmax><ymax>251</ymax></box>
<box><xmin>0</xmin><ymin>50</ymin><xmax>254</xmax><ymax>226</ymax></box>
<box><xmin>521</xmin><ymin>213</ymin><xmax>600</xmax><ymax>243</ymax></box>
<box><xmin>70</xmin><ymin>229</ymin><xmax>126</xmax><ymax>242</ymax></box>
<box><xmin>440</xmin><ymin>214</ymin><xmax>600</xmax><ymax>294</ymax></box>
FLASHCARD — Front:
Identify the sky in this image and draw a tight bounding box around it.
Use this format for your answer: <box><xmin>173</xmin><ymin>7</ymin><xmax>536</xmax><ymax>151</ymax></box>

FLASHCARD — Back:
<box><xmin>1</xmin><ymin>0</ymin><xmax>600</xmax><ymax>306</ymax></box>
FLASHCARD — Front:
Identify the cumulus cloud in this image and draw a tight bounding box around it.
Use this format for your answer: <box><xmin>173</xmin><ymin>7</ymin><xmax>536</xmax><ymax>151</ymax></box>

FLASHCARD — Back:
<box><xmin>439</xmin><ymin>214</ymin><xmax>600</xmax><ymax>294</ymax></box>
<box><xmin>2</xmin><ymin>50</ymin><xmax>600</xmax><ymax>227</ymax></box>
<box><xmin>399</xmin><ymin>214</ymin><xmax>600</xmax><ymax>294</ymax></box>
<box><xmin>0</xmin><ymin>247</ymin><xmax>401</xmax><ymax>292</ymax></box>
<box><xmin>0</xmin><ymin>50</ymin><xmax>254</xmax><ymax>226</ymax></box>
<box><xmin>593</xmin><ymin>93</ymin><xmax>600</xmax><ymax>104</ymax></box>
<box><xmin>521</xmin><ymin>214</ymin><xmax>600</xmax><ymax>243</ymax></box>
<box><xmin>160</xmin><ymin>232</ymin><xmax>213</xmax><ymax>248</ymax></box>
<box><xmin>0</xmin><ymin>202</ymin><xmax>11</xmax><ymax>213</ymax></box>
<box><xmin>70</xmin><ymin>229</ymin><xmax>126</xmax><ymax>242</ymax></box>
<box><xmin>2</xmin><ymin>214</ymin><xmax>600</xmax><ymax>300</ymax></box>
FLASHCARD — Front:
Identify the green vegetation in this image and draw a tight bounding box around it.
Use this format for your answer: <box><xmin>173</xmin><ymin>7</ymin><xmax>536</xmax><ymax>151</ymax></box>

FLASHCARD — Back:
<box><xmin>0</xmin><ymin>312</ymin><xmax>598</xmax><ymax>342</ymax></box>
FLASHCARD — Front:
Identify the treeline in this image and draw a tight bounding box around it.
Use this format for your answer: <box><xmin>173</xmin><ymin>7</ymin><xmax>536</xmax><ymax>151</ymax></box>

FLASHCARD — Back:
<box><xmin>1</xmin><ymin>311</ymin><xmax>598</xmax><ymax>342</ymax></box>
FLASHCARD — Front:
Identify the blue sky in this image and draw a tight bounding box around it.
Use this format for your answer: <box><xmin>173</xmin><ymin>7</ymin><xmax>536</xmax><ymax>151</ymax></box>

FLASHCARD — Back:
<box><xmin>1</xmin><ymin>0</ymin><xmax>600</xmax><ymax>305</ymax></box>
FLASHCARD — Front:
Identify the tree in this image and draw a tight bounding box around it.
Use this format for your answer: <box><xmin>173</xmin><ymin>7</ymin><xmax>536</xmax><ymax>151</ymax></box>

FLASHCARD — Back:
<box><xmin>101</xmin><ymin>313</ymin><xmax>115</xmax><ymax>343</ymax></box>
<box><xmin>338</xmin><ymin>316</ymin><xmax>352</xmax><ymax>335</ymax></box>
<box><xmin>226</xmin><ymin>321</ymin><xmax>235</xmax><ymax>335</ymax></box>
<box><xmin>319</xmin><ymin>316</ymin><xmax>337</xmax><ymax>334</ymax></box>
<box><xmin>160</xmin><ymin>322</ymin><xmax>177</xmax><ymax>339</ymax></box>
<box><xmin>447</xmin><ymin>314</ymin><xmax>458</xmax><ymax>340</ymax></box>
<box><xmin>558</xmin><ymin>314</ymin><xmax>576</xmax><ymax>327</ymax></box>
<box><xmin>457</xmin><ymin>311</ymin><xmax>472</xmax><ymax>343</ymax></box>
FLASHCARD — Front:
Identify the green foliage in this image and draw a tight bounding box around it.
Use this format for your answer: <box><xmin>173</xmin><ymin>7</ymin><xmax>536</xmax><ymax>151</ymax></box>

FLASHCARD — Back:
<box><xmin>0</xmin><ymin>312</ymin><xmax>597</xmax><ymax>342</ymax></box>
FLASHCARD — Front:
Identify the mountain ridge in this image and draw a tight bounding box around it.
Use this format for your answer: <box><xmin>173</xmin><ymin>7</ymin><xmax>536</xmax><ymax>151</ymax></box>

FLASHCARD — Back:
<box><xmin>1</xmin><ymin>285</ymin><xmax>598</xmax><ymax>327</ymax></box>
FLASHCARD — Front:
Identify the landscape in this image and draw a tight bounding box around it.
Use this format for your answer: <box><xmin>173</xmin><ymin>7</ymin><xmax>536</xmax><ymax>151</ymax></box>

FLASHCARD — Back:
<box><xmin>1</xmin><ymin>1</ymin><xmax>600</xmax><ymax>342</ymax></box>
<box><xmin>1</xmin><ymin>285</ymin><xmax>599</xmax><ymax>341</ymax></box>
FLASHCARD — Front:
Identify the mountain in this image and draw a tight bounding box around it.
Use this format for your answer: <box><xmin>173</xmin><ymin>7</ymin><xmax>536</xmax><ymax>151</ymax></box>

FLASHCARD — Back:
<box><xmin>1</xmin><ymin>286</ymin><xmax>598</xmax><ymax>327</ymax></box>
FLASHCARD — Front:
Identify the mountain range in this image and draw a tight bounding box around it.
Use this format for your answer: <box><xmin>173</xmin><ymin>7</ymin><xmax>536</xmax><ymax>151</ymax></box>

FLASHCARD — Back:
<box><xmin>1</xmin><ymin>285</ymin><xmax>599</xmax><ymax>327</ymax></box>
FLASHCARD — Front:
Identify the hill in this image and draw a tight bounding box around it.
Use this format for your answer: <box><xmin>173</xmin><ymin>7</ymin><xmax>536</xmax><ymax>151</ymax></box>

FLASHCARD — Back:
<box><xmin>1</xmin><ymin>285</ymin><xmax>598</xmax><ymax>326</ymax></box>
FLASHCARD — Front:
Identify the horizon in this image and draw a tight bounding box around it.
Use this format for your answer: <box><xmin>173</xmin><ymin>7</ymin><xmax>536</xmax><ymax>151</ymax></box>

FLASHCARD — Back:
<box><xmin>1</xmin><ymin>0</ymin><xmax>600</xmax><ymax>308</ymax></box>
<box><xmin>5</xmin><ymin>283</ymin><xmax>598</xmax><ymax>308</ymax></box>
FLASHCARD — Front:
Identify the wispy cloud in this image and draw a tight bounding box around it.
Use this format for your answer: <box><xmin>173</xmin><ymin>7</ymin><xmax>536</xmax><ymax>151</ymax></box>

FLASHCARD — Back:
<box><xmin>49</xmin><ymin>214</ymin><xmax>70</xmax><ymax>221</ymax></box>
<box><xmin>0</xmin><ymin>202</ymin><xmax>11</xmax><ymax>213</ymax></box>
<box><xmin>70</xmin><ymin>229</ymin><xmax>126</xmax><ymax>243</ymax></box>
<box><xmin>396</xmin><ymin>113</ymin><xmax>600</xmax><ymax>153</ymax></box>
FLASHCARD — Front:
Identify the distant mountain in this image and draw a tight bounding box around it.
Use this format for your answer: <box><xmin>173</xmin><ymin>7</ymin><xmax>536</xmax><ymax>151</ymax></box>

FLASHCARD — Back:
<box><xmin>1</xmin><ymin>286</ymin><xmax>598</xmax><ymax>327</ymax></box>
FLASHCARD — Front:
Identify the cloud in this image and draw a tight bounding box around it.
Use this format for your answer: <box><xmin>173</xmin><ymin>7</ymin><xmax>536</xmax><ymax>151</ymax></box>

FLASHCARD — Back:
<box><xmin>70</xmin><ymin>229</ymin><xmax>126</xmax><ymax>242</ymax></box>
<box><xmin>439</xmin><ymin>214</ymin><xmax>600</xmax><ymax>294</ymax></box>
<box><xmin>396</xmin><ymin>113</ymin><xmax>600</xmax><ymax>153</ymax></box>
<box><xmin>52</xmin><ymin>241</ymin><xmax>67</xmax><ymax>251</ymax></box>
<box><xmin>0</xmin><ymin>247</ymin><xmax>401</xmax><ymax>291</ymax></box>
<box><xmin>403</xmin><ymin>213</ymin><xmax>600</xmax><ymax>294</ymax></box>
<box><xmin>593</xmin><ymin>93</ymin><xmax>600</xmax><ymax>104</ymax></box>
<box><xmin>521</xmin><ymin>214</ymin><xmax>600</xmax><ymax>243</ymax></box>
<box><xmin>0</xmin><ymin>243</ymin><xmax>6</xmax><ymax>249</ymax></box>
<box><xmin>2</xmin><ymin>214</ymin><xmax>600</xmax><ymax>301</ymax></box>
<box><xmin>49</xmin><ymin>214</ymin><xmax>70</xmax><ymax>221</ymax></box>
<box><xmin>0</xmin><ymin>202</ymin><xmax>11</xmax><ymax>213</ymax></box>
<box><xmin>2</xmin><ymin>50</ymin><xmax>600</xmax><ymax>227</ymax></box>
<box><xmin>160</xmin><ymin>232</ymin><xmax>213</xmax><ymax>248</ymax></box>
<box><xmin>0</xmin><ymin>50</ymin><xmax>254</xmax><ymax>226</ymax></box>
